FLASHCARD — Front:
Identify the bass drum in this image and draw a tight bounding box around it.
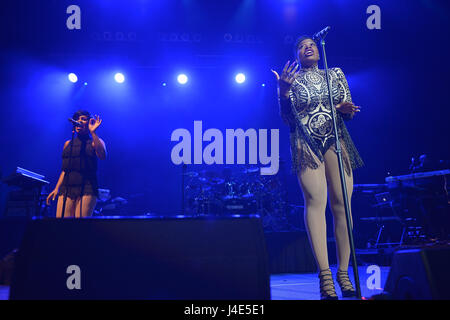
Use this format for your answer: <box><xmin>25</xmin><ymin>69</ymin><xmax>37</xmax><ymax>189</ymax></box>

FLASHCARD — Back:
<box><xmin>222</xmin><ymin>196</ymin><xmax>257</xmax><ymax>215</ymax></box>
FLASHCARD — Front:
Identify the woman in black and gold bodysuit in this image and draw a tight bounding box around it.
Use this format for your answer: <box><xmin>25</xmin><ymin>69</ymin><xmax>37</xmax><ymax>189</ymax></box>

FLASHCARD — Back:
<box><xmin>272</xmin><ymin>36</ymin><xmax>364</xmax><ymax>299</ymax></box>
<box><xmin>46</xmin><ymin>110</ymin><xmax>107</xmax><ymax>218</ymax></box>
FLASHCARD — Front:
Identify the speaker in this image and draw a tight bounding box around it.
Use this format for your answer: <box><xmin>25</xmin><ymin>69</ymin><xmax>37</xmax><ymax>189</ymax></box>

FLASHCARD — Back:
<box><xmin>264</xmin><ymin>231</ymin><xmax>316</xmax><ymax>274</ymax></box>
<box><xmin>383</xmin><ymin>246</ymin><xmax>450</xmax><ymax>299</ymax></box>
<box><xmin>9</xmin><ymin>216</ymin><xmax>270</xmax><ymax>300</ymax></box>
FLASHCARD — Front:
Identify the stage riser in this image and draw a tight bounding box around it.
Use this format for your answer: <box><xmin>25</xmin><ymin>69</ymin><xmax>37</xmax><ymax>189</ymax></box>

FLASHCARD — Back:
<box><xmin>9</xmin><ymin>217</ymin><xmax>271</xmax><ymax>300</ymax></box>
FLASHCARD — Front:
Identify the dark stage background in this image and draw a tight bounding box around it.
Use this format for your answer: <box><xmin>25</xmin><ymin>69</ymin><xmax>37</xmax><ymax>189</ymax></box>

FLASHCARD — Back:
<box><xmin>1</xmin><ymin>0</ymin><xmax>449</xmax><ymax>221</ymax></box>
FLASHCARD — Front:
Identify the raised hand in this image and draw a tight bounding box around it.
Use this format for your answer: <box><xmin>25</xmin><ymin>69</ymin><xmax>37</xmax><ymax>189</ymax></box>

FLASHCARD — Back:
<box><xmin>88</xmin><ymin>114</ymin><xmax>102</xmax><ymax>133</ymax></box>
<box><xmin>271</xmin><ymin>60</ymin><xmax>300</xmax><ymax>98</ymax></box>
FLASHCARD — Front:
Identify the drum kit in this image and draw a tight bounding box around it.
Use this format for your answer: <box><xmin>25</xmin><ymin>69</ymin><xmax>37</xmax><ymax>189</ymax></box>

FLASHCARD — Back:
<box><xmin>182</xmin><ymin>165</ymin><xmax>296</xmax><ymax>231</ymax></box>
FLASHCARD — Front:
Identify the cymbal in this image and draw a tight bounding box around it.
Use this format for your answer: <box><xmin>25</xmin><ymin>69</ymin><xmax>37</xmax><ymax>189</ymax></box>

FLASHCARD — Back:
<box><xmin>210</xmin><ymin>178</ymin><xmax>225</xmax><ymax>185</ymax></box>
<box><xmin>183</xmin><ymin>171</ymin><xmax>199</xmax><ymax>177</ymax></box>
<box><xmin>196</xmin><ymin>176</ymin><xmax>224</xmax><ymax>185</ymax></box>
<box><xmin>242</xmin><ymin>167</ymin><xmax>259</xmax><ymax>174</ymax></box>
<box><xmin>111</xmin><ymin>197</ymin><xmax>127</xmax><ymax>204</ymax></box>
<box><xmin>200</xmin><ymin>170</ymin><xmax>220</xmax><ymax>177</ymax></box>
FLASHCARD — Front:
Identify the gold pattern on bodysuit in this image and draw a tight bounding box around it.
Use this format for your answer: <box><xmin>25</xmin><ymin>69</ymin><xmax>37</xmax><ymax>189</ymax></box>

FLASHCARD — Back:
<box><xmin>292</xmin><ymin>67</ymin><xmax>339</xmax><ymax>154</ymax></box>
<box><xmin>281</xmin><ymin>67</ymin><xmax>364</xmax><ymax>174</ymax></box>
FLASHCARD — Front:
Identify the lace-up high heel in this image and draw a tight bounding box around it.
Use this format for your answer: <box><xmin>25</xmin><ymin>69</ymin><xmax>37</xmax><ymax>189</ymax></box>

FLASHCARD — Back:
<box><xmin>318</xmin><ymin>269</ymin><xmax>338</xmax><ymax>300</ymax></box>
<box><xmin>336</xmin><ymin>269</ymin><xmax>356</xmax><ymax>297</ymax></box>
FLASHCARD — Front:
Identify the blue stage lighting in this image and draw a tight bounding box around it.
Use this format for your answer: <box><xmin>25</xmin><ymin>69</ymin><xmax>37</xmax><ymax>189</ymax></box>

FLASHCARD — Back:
<box><xmin>177</xmin><ymin>74</ymin><xmax>188</xmax><ymax>85</ymax></box>
<box><xmin>68</xmin><ymin>73</ymin><xmax>78</xmax><ymax>83</ymax></box>
<box><xmin>114</xmin><ymin>73</ymin><xmax>125</xmax><ymax>83</ymax></box>
<box><xmin>235</xmin><ymin>73</ymin><xmax>246</xmax><ymax>84</ymax></box>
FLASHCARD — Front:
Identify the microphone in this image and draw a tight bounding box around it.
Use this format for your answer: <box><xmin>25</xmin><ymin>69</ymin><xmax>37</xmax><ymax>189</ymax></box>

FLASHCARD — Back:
<box><xmin>312</xmin><ymin>26</ymin><xmax>331</xmax><ymax>42</ymax></box>
<box><xmin>68</xmin><ymin>118</ymin><xmax>82</xmax><ymax>127</ymax></box>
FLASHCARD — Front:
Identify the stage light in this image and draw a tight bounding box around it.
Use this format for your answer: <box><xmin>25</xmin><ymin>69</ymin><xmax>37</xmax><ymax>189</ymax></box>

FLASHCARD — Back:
<box><xmin>84</xmin><ymin>82</ymin><xmax>88</xmax><ymax>86</ymax></box>
<box><xmin>177</xmin><ymin>74</ymin><xmax>188</xmax><ymax>85</ymax></box>
<box><xmin>235</xmin><ymin>73</ymin><xmax>246</xmax><ymax>84</ymax></box>
<box><xmin>68</xmin><ymin>73</ymin><xmax>78</xmax><ymax>83</ymax></box>
<box><xmin>261</xmin><ymin>83</ymin><xmax>266</xmax><ymax>87</ymax></box>
<box><xmin>114</xmin><ymin>73</ymin><xmax>125</xmax><ymax>83</ymax></box>
<box><xmin>162</xmin><ymin>82</ymin><xmax>167</xmax><ymax>87</ymax></box>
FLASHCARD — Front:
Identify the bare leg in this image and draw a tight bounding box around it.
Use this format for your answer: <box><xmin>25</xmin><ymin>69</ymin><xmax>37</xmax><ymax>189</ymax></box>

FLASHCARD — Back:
<box><xmin>75</xmin><ymin>195</ymin><xmax>97</xmax><ymax>218</ymax></box>
<box><xmin>324</xmin><ymin>146</ymin><xmax>354</xmax><ymax>272</ymax></box>
<box><xmin>297</xmin><ymin>162</ymin><xmax>329</xmax><ymax>271</ymax></box>
<box><xmin>56</xmin><ymin>195</ymin><xmax>77</xmax><ymax>218</ymax></box>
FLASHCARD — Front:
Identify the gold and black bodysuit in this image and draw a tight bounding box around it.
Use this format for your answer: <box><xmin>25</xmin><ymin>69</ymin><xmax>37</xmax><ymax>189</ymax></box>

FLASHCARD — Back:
<box><xmin>279</xmin><ymin>66</ymin><xmax>364</xmax><ymax>174</ymax></box>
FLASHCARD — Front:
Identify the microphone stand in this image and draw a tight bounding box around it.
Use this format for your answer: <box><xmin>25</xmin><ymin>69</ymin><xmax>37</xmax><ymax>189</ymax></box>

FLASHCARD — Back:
<box><xmin>61</xmin><ymin>127</ymin><xmax>76</xmax><ymax>218</ymax></box>
<box><xmin>317</xmin><ymin>35</ymin><xmax>362</xmax><ymax>299</ymax></box>
<box><xmin>182</xmin><ymin>164</ymin><xmax>186</xmax><ymax>215</ymax></box>
<box><xmin>79</xmin><ymin>137</ymin><xmax>87</xmax><ymax>219</ymax></box>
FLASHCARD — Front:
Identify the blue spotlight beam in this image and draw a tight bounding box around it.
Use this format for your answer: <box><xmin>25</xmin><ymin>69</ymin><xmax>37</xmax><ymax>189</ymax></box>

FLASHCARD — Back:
<box><xmin>114</xmin><ymin>73</ymin><xmax>125</xmax><ymax>83</ymax></box>
<box><xmin>68</xmin><ymin>73</ymin><xmax>78</xmax><ymax>83</ymax></box>
<box><xmin>235</xmin><ymin>73</ymin><xmax>246</xmax><ymax>84</ymax></box>
<box><xmin>177</xmin><ymin>74</ymin><xmax>188</xmax><ymax>84</ymax></box>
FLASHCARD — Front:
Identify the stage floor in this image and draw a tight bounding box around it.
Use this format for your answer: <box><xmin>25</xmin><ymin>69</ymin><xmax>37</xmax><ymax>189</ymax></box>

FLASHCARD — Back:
<box><xmin>270</xmin><ymin>265</ymin><xmax>389</xmax><ymax>300</ymax></box>
<box><xmin>0</xmin><ymin>265</ymin><xmax>389</xmax><ymax>300</ymax></box>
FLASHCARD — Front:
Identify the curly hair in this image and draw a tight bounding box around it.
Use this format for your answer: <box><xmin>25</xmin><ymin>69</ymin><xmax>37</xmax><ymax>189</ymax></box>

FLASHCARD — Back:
<box><xmin>72</xmin><ymin>110</ymin><xmax>91</xmax><ymax>121</ymax></box>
